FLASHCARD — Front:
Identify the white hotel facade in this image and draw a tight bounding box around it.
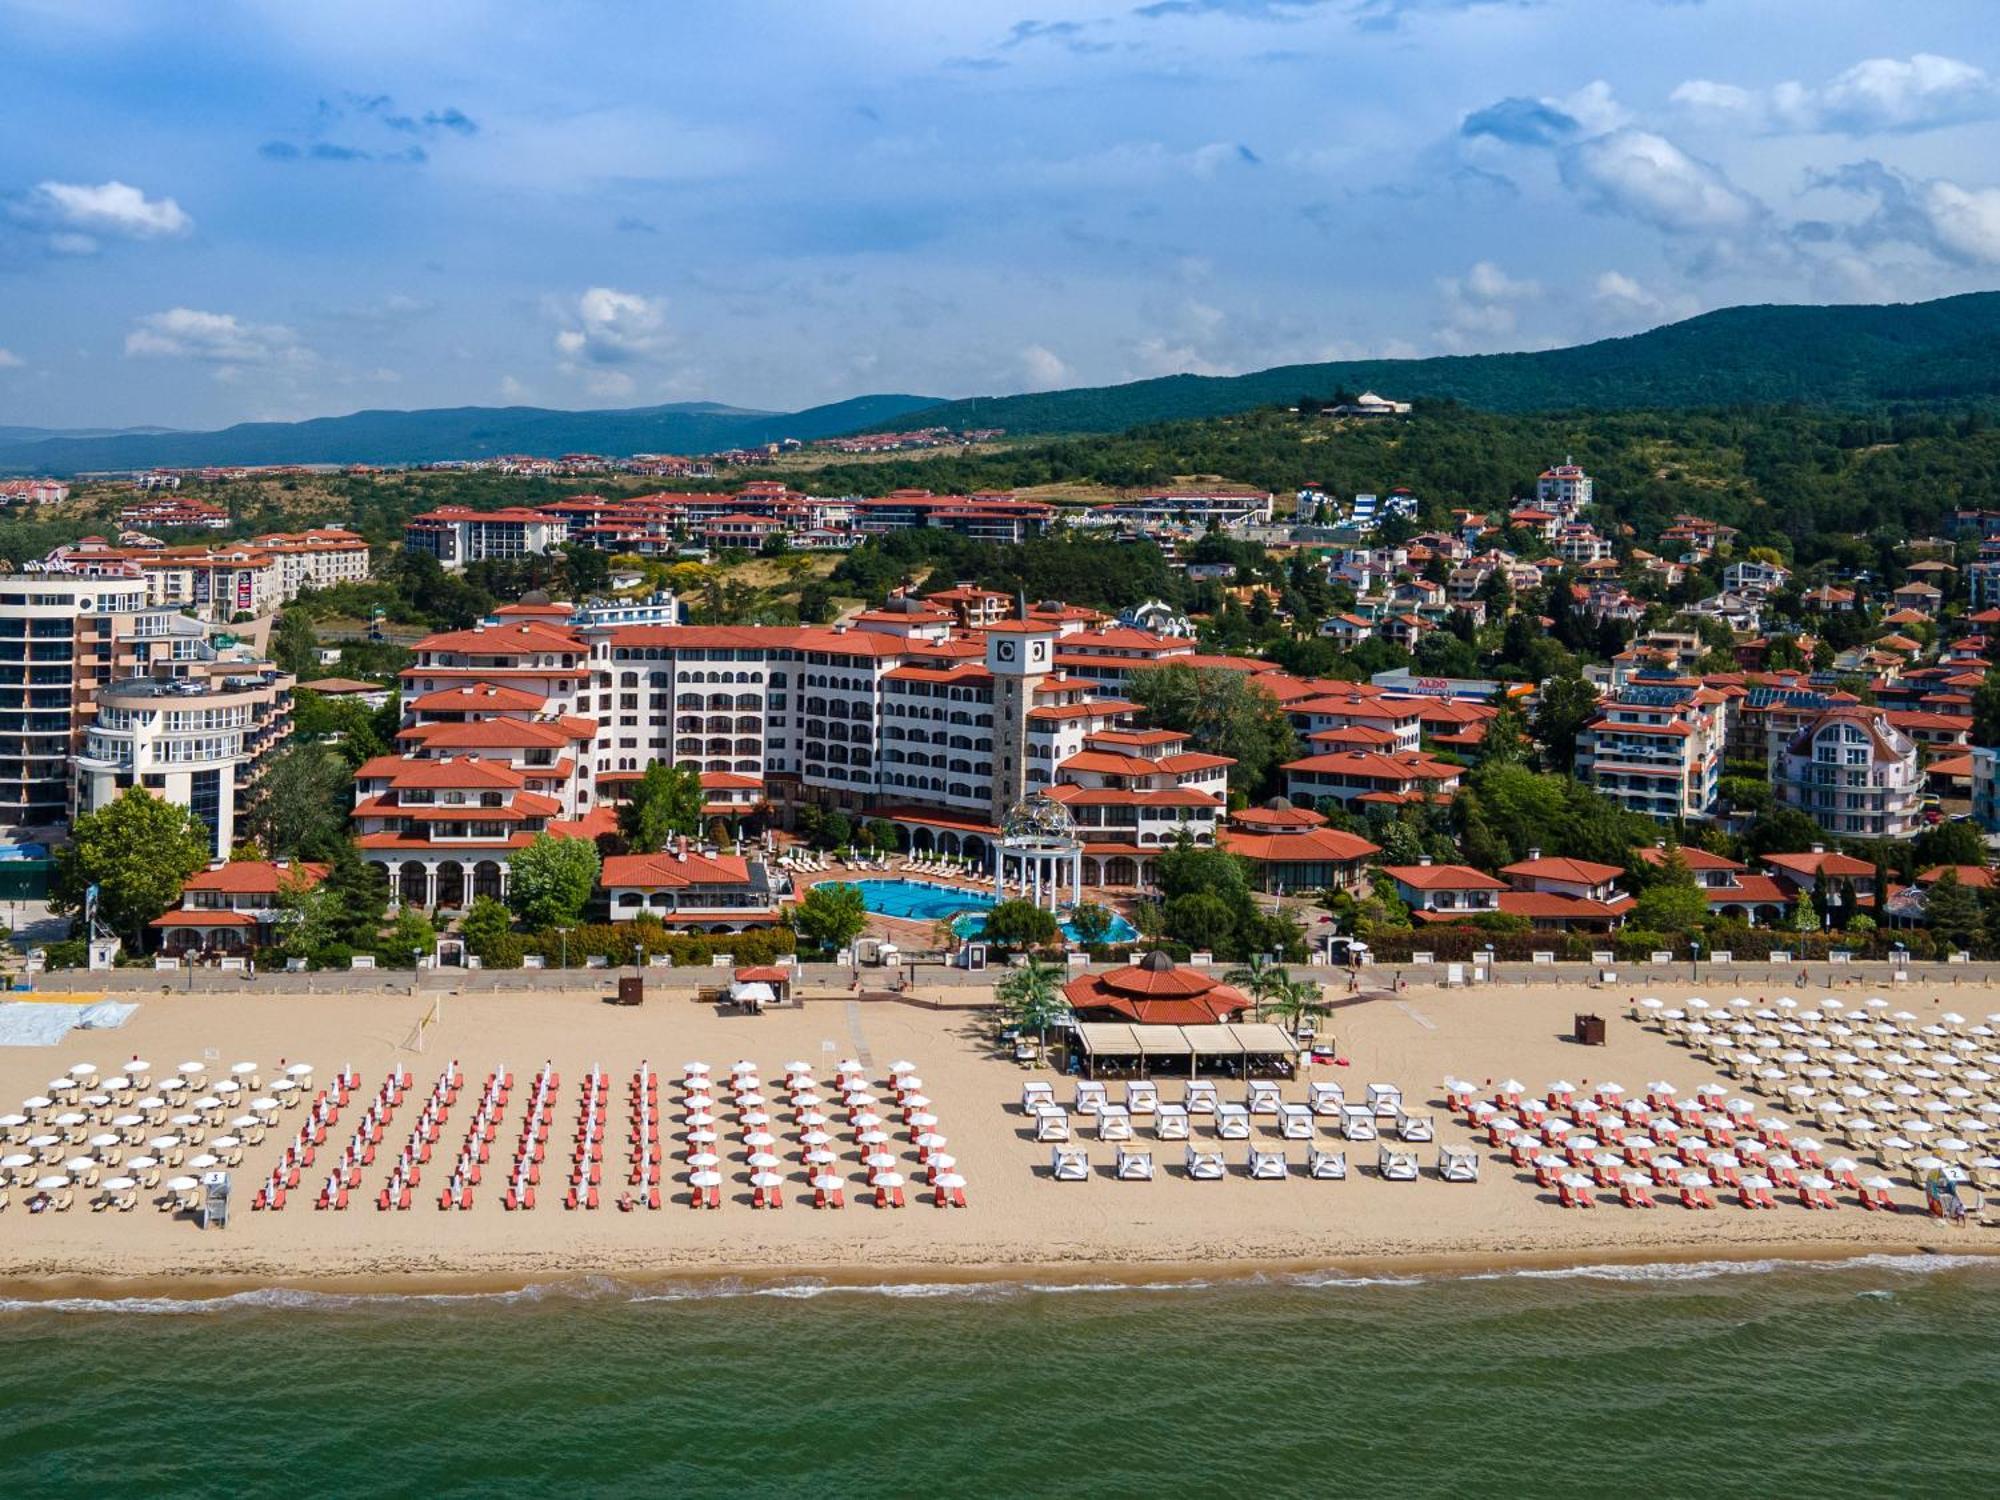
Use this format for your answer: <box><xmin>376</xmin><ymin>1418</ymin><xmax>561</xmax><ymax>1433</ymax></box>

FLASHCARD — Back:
<box><xmin>377</xmin><ymin>610</ymin><xmax>1231</xmax><ymax>898</ymax></box>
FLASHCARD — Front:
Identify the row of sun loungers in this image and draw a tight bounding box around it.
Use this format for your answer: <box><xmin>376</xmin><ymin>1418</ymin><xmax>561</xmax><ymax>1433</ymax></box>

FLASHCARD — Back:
<box><xmin>252</xmin><ymin>1067</ymin><xmax>355</xmax><ymax>1212</ymax></box>
<box><xmin>1054</xmin><ymin>1143</ymin><xmax>1478</xmax><ymax>1182</ymax></box>
<box><xmin>503</xmin><ymin>1064</ymin><xmax>559</xmax><ymax>1210</ymax></box>
<box><xmin>439</xmin><ymin>1069</ymin><xmax>509</xmax><ymax>1211</ymax></box>
<box><xmin>317</xmin><ymin>1068</ymin><xmax>406</xmax><ymax>1210</ymax></box>
<box><xmin>1446</xmin><ymin>1073</ymin><xmax>1910</xmax><ymax>1214</ymax></box>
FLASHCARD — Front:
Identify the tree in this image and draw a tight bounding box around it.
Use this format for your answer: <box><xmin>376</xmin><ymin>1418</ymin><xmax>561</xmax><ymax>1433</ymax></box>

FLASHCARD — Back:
<box><xmin>1532</xmin><ymin>672</ymin><xmax>1600</xmax><ymax>770</ymax></box>
<box><xmin>1165</xmin><ymin>891</ymin><xmax>1236</xmax><ymax>953</ymax></box>
<box><xmin>996</xmin><ymin>956</ymin><xmax>1068</xmax><ymax>1044</ymax></box>
<box><xmin>383</xmin><ymin>905</ymin><xmax>438</xmax><ymax>967</ymax></box>
<box><xmin>558</xmin><ymin>540</ymin><xmax>611</xmax><ymax>598</ymax></box>
<box><xmin>790</xmin><ymin>882</ymin><xmax>868</xmax><ymax>953</ymax></box>
<box><xmin>618</xmin><ymin>762</ymin><xmax>705</xmax><ymax>851</ymax></box>
<box><xmin>1127</xmin><ymin>664</ymin><xmax>1299</xmax><ymax>797</ymax></box>
<box><xmin>292</xmin><ymin>687</ymin><xmax>388</xmax><ymax>769</ymax></box>
<box><xmin>322</xmin><ymin>839</ymin><xmax>389</xmax><ymax>950</ymax></box>
<box><xmin>1633</xmin><ymin>849</ymin><xmax>1709</xmax><ymax>932</ymax></box>
<box><xmin>1068</xmin><ymin>901</ymin><xmax>1116</xmax><ymax>948</ymax></box>
<box><xmin>1225</xmin><ymin>954</ymin><xmax>1290</xmax><ymax>1015</ymax></box>
<box><xmin>244</xmin><ymin>743</ymin><xmax>354</xmax><ymax>860</ymax></box>
<box><xmin>460</xmin><ymin>895</ymin><xmax>513</xmax><ymax>961</ymax></box>
<box><xmin>1923</xmin><ymin>868</ymin><xmax>1982</xmax><ymax>949</ymax></box>
<box><xmin>506</xmin><ymin>834</ymin><xmax>600</xmax><ymax>929</ymax></box>
<box><xmin>268</xmin><ymin>869</ymin><xmax>341</xmax><ymax>965</ymax></box>
<box><xmin>982</xmin><ymin>898</ymin><xmax>1061</xmax><ymax>950</ymax></box>
<box><xmin>1914</xmin><ymin>819</ymin><xmax>1989</xmax><ymax>871</ymax></box>
<box><xmin>1477</xmin><ymin>704</ymin><xmax>1530</xmax><ymax>767</ymax></box>
<box><xmin>1745</xmin><ymin>808</ymin><xmax>1828</xmax><ymax>859</ymax></box>
<box><xmin>1262</xmin><ymin>975</ymin><xmax>1330</xmax><ymax>1037</ymax></box>
<box><xmin>52</xmin><ymin>789</ymin><xmax>211</xmax><ymax>948</ymax></box>
<box><xmin>270</xmin><ymin>608</ymin><xmax>320</xmax><ymax>677</ymax></box>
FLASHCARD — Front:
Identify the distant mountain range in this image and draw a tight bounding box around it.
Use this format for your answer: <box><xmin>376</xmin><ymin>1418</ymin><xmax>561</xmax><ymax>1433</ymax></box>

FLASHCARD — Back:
<box><xmin>6</xmin><ymin>292</ymin><xmax>1999</xmax><ymax>476</ymax></box>
<box><xmin>881</xmin><ymin>292</ymin><xmax>2000</xmax><ymax>436</ymax></box>
<box><xmin>0</xmin><ymin>395</ymin><xmax>941</xmax><ymax>476</ymax></box>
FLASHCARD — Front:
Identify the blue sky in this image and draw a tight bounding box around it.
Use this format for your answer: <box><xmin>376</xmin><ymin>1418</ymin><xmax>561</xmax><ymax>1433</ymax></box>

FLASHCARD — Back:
<box><xmin>1</xmin><ymin>0</ymin><xmax>1997</xmax><ymax>430</ymax></box>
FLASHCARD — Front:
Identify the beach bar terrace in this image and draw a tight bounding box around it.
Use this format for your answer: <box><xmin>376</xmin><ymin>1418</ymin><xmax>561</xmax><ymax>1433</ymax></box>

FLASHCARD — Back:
<box><xmin>1073</xmin><ymin>1021</ymin><xmax>1298</xmax><ymax>1079</ymax></box>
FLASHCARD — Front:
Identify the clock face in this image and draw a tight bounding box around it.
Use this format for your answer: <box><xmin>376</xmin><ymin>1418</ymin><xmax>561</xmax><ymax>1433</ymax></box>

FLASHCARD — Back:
<box><xmin>997</xmin><ymin>641</ymin><xmax>1016</xmax><ymax>661</ymax></box>
<box><xmin>1031</xmin><ymin>641</ymin><xmax>1046</xmax><ymax>661</ymax></box>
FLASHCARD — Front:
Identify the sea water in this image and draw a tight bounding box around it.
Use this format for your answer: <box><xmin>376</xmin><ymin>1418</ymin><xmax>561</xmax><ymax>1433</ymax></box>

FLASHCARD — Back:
<box><xmin>1</xmin><ymin>1255</ymin><xmax>1993</xmax><ymax>1497</ymax></box>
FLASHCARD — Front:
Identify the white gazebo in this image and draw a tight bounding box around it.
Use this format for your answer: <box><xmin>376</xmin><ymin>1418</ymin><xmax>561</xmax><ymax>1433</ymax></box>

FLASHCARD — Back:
<box><xmin>991</xmin><ymin>793</ymin><xmax>1082</xmax><ymax>912</ymax></box>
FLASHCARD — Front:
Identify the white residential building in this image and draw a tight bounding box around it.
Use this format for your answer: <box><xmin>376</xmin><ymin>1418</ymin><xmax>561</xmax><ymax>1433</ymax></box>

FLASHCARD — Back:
<box><xmin>1773</xmin><ymin>707</ymin><xmax>1923</xmax><ymax>840</ymax></box>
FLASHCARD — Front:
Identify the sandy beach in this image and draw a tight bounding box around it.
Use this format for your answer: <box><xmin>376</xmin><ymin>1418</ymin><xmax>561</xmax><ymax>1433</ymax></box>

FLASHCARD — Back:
<box><xmin>0</xmin><ymin>977</ymin><xmax>1991</xmax><ymax>1296</ymax></box>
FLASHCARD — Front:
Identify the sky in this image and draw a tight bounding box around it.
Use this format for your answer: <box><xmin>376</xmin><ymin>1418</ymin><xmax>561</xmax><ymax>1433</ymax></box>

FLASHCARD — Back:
<box><xmin>1</xmin><ymin>0</ymin><xmax>1998</xmax><ymax>431</ymax></box>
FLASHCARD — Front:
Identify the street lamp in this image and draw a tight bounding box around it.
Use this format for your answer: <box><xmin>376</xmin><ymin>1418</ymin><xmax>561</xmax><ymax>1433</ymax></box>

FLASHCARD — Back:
<box><xmin>557</xmin><ymin>927</ymin><xmax>571</xmax><ymax>969</ymax></box>
<box><xmin>1689</xmin><ymin>937</ymin><xmax>1701</xmax><ymax>979</ymax></box>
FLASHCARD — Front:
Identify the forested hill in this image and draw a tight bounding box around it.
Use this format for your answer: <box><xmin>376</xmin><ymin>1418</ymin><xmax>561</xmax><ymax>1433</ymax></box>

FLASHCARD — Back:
<box><xmin>0</xmin><ymin>393</ymin><xmax>941</xmax><ymax>475</ymax></box>
<box><xmin>880</xmin><ymin>292</ymin><xmax>2000</xmax><ymax>435</ymax></box>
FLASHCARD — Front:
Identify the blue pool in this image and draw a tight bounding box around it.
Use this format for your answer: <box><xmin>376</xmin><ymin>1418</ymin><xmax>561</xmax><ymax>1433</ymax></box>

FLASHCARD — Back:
<box><xmin>828</xmin><ymin>879</ymin><xmax>1138</xmax><ymax>946</ymax></box>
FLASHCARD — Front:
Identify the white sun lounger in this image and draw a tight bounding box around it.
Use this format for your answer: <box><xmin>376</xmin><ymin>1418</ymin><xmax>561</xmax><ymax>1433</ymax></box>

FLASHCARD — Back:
<box><xmin>1155</xmin><ymin>1103</ymin><xmax>1190</xmax><ymax>1140</ymax></box>
<box><xmin>1277</xmin><ymin>1103</ymin><xmax>1313</xmax><ymax>1140</ymax></box>
<box><xmin>1340</xmin><ymin>1104</ymin><xmax>1378</xmax><ymax>1141</ymax></box>
<box><xmin>1307</xmin><ymin>1081</ymin><xmax>1345</xmax><ymax>1116</ymax></box>
<box><xmin>1096</xmin><ymin>1103</ymin><xmax>1134</xmax><ymax>1141</ymax></box>
<box><xmin>1377</xmin><ymin>1146</ymin><xmax>1420</xmax><ymax>1181</ymax></box>
<box><xmin>1308</xmin><ymin>1147</ymin><xmax>1348</xmax><ymax>1180</ymax></box>
<box><xmin>1367</xmin><ymin>1083</ymin><xmax>1403</xmax><ymax>1118</ymax></box>
<box><xmin>1034</xmin><ymin>1108</ymin><xmax>1071</xmax><ymax>1142</ymax></box>
<box><xmin>1115</xmin><ymin>1147</ymin><xmax>1154</xmax><ymax>1181</ymax></box>
<box><xmin>1214</xmin><ymin>1103</ymin><xmax>1252</xmax><ymax>1140</ymax></box>
<box><xmin>1184</xmin><ymin>1147</ymin><xmax>1226</xmax><ymax>1181</ymax></box>
<box><xmin>1248</xmin><ymin>1147</ymin><xmax>1288</xmax><ymax>1180</ymax></box>
<box><xmin>1438</xmin><ymin>1146</ymin><xmax>1480</xmax><ymax>1183</ymax></box>
<box><xmin>1050</xmin><ymin>1146</ymin><xmax>1090</xmax><ymax>1182</ymax></box>
<box><xmin>1246</xmin><ymin>1081</ymin><xmax>1282</xmax><ymax>1115</ymax></box>
<box><xmin>1396</xmin><ymin>1111</ymin><xmax>1435</xmax><ymax>1143</ymax></box>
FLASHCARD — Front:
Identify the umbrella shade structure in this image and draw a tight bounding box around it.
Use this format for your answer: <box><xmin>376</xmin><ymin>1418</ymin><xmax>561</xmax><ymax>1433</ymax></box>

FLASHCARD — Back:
<box><xmin>230</xmin><ymin>1062</ymin><xmax>257</xmax><ymax>1077</ymax></box>
<box><xmin>0</xmin><ymin>1153</ymin><xmax>32</xmax><ymax>1170</ymax></box>
<box><xmin>872</xmin><ymin>1172</ymin><xmax>905</xmax><ymax>1189</ymax></box>
<box><xmin>687</xmin><ymin>1152</ymin><xmax>720</xmax><ymax>1170</ymax></box>
<box><xmin>125</xmin><ymin>1156</ymin><xmax>157</xmax><ymax>1172</ymax></box>
<box><xmin>286</xmin><ymin>1064</ymin><xmax>312</xmax><ymax>1078</ymax></box>
<box><xmin>811</xmin><ymin>1174</ymin><xmax>845</xmax><ymax>1192</ymax></box>
<box><xmin>68</xmin><ymin>1063</ymin><xmax>98</xmax><ymax>1079</ymax></box>
<box><xmin>685</xmin><ymin>1130</ymin><xmax>718</xmax><ymax>1147</ymax></box>
<box><xmin>88</xmin><ymin>1133</ymin><xmax>120</xmax><ymax>1150</ymax></box>
<box><xmin>688</xmin><ymin>1171</ymin><xmax>722</xmax><ymax>1190</ymax></box>
<box><xmin>805</xmin><ymin>1150</ymin><xmax>836</xmax><ymax>1167</ymax></box>
<box><xmin>864</xmin><ymin>1152</ymin><xmax>899</xmax><ymax>1171</ymax></box>
<box><xmin>742</xmin><ymin>1131</ymin><xmax>775</xmax><ymax>1150</ymax></box>
<box><xmin>148</xmin><ymin>1136</ymin><xmax>181</xmax><ymax>1152</ymax></box>
<box><xmin>1678</xmin><ymin>1172</ymin><xmax>1714</xmax><ymax>1189</ymax></box>
<box><xmin>165</xmin><ymin>1176</ymin><xmax>201</xmax><ymax>1193</ymax></box>
<box><xmin>747</xmin><ymin>1152</ymin><xmax>780</xmax><ymax>1171</ymax></box>
<box><xmin>122</xmin><ymin>1061</ymin><xmax>149</xmax><ymax>1075</ymax></box>
<box><xmin>186</xmin><ymin>1154</ymin><xmax>220</xmax><ymax>1171</ymax></box>
<box><xmin>250</xmin><ymin>1099</ymin><xmax>279</xmax><ymax>1114</ymax></box>
<box><xmin>749</xmin><ymin>1172</ymin><xmax>784</xmax><ymax>1190</ymax></box>
<box><xmin>101</xmin><ymin>1176</ymin><xmax>137</xmax><ymax>1192</ymax></box>
<box><xmin>35</xmin><ymin>1175</ymin><xmax>71</xmax><ymax>1191</ymax></box>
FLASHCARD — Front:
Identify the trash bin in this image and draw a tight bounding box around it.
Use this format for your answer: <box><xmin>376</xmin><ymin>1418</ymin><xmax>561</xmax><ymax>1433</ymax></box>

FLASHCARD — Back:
<box><xmin>1573</xmin><ymin>1013</ymin><xmax>1606</xmax><ymax>1046</ymax></box>
<box><xmin>617</xmin><ymin>976</ymin><xmax>644</xmax><ymax>1007</ymax></box>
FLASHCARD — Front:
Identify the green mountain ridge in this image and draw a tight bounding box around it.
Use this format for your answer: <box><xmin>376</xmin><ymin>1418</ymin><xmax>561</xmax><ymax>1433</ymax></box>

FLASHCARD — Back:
<box><xmin>0</xmin><ymin>394</ymin><xmax>939</xmax><ymax>476</ymax></box>
<box><xmin>880</xmin><ymin>292</ymin><xmax>2000</xmax><ymax>435</ymax></box>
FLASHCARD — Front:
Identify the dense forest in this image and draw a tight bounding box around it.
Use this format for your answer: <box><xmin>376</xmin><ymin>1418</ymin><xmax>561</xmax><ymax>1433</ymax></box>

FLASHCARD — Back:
<box><xmin>882</xmin><ymin>292</ymin><xmax>2000</xmax><ymax>435</ymax></box>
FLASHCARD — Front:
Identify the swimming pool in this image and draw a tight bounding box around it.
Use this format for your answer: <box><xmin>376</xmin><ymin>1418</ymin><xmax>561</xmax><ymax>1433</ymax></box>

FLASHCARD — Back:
<box><xmin>826</xmin><ymin>879</ymin><xmax>1138</xmax><ymax>946</ymax></box>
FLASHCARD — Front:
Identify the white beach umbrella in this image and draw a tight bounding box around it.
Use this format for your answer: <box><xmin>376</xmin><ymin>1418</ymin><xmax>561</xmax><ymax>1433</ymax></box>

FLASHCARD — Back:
<box><xmin>101</xmin><ymin>1176</ymin><xmax>137</xmax><ymax>1192</ymax></box>
<box><xmin>148</xmin><ymin>1135</ymin><xmax>180</xmax><ymax>1152</ymax></box>
<box><xmin>1678</xmin><ymin>1171</ymin><xmax>1713</xmax><ymax>1189</ymax></box>
<box><xmin>686</xmin><ymin>1151</ymin><xmax>719</xmax><ymax>1170</ymax></box>
<box><xmin>186</xmin><ymin>1154</ymin><xmax>219</xmax><ymax>1171</ymax></box>
<box><xmin>872</xmin><ymin>1171</ymin><xmax>905</xmax><ymax>1189</ymax></box>
<box><xmin>685</xmin><ymin>1129</ymin><xmax>717</xmax><ymax>1147</ymax></box>
<box><xmin>35</xmin><ymin>1174</ymin><xmax>71</xmax><ymax>1192</ymax></box>
<box><xmin>165</xmin><ymin>1175</ymin><xmax>200</xmax><ymax>1192</ymax></box>
<box><xmin>864</xmin><ymin>1152</ymin><xmax>899</xmax><ymax>1171</ymax></box>
<box><xmin>0</xmin><ymin>1152</ymin><xmax>31</xmax><ymax>1170</ymax></box>
<box><xmin>747</xmin><ymin>1151</ymin><xmax>780</xmax><ymax>1171</ymax></box>
<box><xmin>687</xmin><ymin>1168</ymin><xmax>722</xmax><ymax>1191</ymax></box>
<box><xmin>805</xmin><ymin>1150</ymin><xmax>836</xmax><ymax>1167</ymax></box>
<box><xmin>285</xmin><ymin>1064</ymin><xmax>311</xmax><ymax>1079</ymax></box>
<box><xmin>125</xmin><ymin>1155</ymin><xmax>157</xmax><ymax>1171</ymax></box>
<box><xmin>812</xmin><ymin>1173</ymin><xmax>845</xmax><ymax>1192</ymax></box>
<box><xmin>211</xmin><ymin>1135</ymin><xmax>240</xmax><ymax>1151</ymax></box>
<box><xmin>250</xmin><ymin>1099</ymin><xmax>279</xmax><ymax>1114</ymax></box>
<box><xmin>743</xmin><ymin>1131</ymin><xmax>775</xmax><ymax>1150</ymax></box>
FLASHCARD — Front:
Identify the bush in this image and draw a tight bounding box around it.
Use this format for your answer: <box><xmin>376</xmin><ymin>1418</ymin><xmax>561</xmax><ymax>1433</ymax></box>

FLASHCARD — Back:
<box><xmin>523</xmin><ymin>921</ymin><xmax>796</xmax><ymax>968</ymax></box>
<box><xmin>42</xmin><ymin>938</ymin><xmax>89</xmax><ymax>970</ymax></box>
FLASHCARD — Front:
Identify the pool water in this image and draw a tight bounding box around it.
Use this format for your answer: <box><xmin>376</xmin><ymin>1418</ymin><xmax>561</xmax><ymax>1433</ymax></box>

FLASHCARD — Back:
<box><xmin>827</xmin><ymin>879</ymin><xmax>1138</xmax><ymax>946</ymax></box>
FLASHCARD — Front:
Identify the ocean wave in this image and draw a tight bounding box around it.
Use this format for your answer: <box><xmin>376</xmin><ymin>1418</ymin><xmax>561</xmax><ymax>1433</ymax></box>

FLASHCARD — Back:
<box><xmin>1</xmin><ymin>1252</ymin><xmax>1992</xmax><ymax>1315</ymax></box>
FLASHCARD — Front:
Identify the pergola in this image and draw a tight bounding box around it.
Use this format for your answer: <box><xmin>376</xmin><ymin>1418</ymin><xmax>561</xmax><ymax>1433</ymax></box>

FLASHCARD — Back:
<box><xmin>1073</xmin><ymin>1021</ymin><xmax>1298</xmax><ymax>1079</ymax></box>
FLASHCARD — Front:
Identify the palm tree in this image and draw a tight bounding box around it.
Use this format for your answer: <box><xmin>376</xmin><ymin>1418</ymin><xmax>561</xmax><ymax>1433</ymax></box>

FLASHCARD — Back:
<box><xmin>1263</xmin><ymin>976</ymin><xmax>1330</xmax><ymax>1041</ymax></box>
<box><xmin>1225</xmin><ymin>955</ymin><xmax>1290</xmax><ymax>1019</ymax></box>
<box><xmin>997</xmin><ymin>955</ymin><xmax>1068</xmax><ymax>1046</ymax></box>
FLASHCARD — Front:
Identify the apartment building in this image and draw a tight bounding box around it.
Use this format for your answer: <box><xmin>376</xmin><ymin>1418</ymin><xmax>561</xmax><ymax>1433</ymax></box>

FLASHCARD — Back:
<box><xmin>404</xmin><ymin>506</ymin><xmax>571</xmax><ymax>568</ymax></box>
<box><xmin>1574</xmin><ymin>679</ymin><xmax>1729</xmax><ymax>822</ymax></box>
<box><xmin>1535</xmin><ymin>461</ymin><xmax>1593</xmax><ymax>514</ymax></box>
<box><xmin>0</xmin><ymin>572</ymin><xmax>214</xmax><ymax>829</ymax></box>
<box><xmin>74</xmin><ymin>661</ymin><xmax>295</xmax><ymax>857</ymax></box>
<box><xmin>1772</xmin><ymin>707</ymin><xmax>1923</xmax><ymax>840</ymax></box>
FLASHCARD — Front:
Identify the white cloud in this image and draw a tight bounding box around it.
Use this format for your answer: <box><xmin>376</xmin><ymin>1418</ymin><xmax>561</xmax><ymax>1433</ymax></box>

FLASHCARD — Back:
<box><xmin>124</xmin><ymin>308</ymin><xmax>308</xmax><ymax>366</ymax></box>
<box><xmin>1559</xmin><ymin>129</ymin><xmax>1764</xmax><ymax>236</ymax></box>
<box><xmin>498</xmin><ymin>374</ymin><xmax>531</xmax><ymax>401</ymax></box>
<box><xmin>554</xmin><ymin>287</ymin><xmax>670</xmax><ymax>367</ymax></box>
<box><xmin>1591</xmin><ymin>270</ymin><xmax>1663</xmax><ymax>320</ymax></box>
<box><xmin>0</xmin><ymin>348</ymin><xmax>23</xmax><ymax>369</ymax></box>
<box><xmin>1674</xmin><ymin>54</ymin><xmax>1999</xmax><ymax>136</ymax></box>
<box><xmin>24</xmin><ymin>180</ymin><xmax>191</xmax><ymax>251</ymax></box>
<box><xmin>1018</xmin><ymin>343</ymin><xmax>1072</xmax><ymax>390</ymax></box>
<box><xmin>1436</xmin><ymin>260</ymin><xmax>1541</xmax><ymax>350</ymax></box>
<box><xmin>1819</xmin><ymin>161</ymin><xmax>2000</xmax><ymax>267</ymax></box>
